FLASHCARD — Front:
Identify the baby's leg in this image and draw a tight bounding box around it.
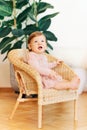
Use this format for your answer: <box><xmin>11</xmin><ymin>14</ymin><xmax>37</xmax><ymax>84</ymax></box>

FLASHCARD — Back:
<box><xmin>54</xmin><ymin>75</ymin><xmax>80</xmax><ymax>90</ymax></box>
<box><xmin>54</xmin><ymin>80</ymin><xmax>71</xmax><ymax>90</ymax></box>
<box><xmin>70</xmin><ymin>75</ymin><xmax>80</xmax><ymax>90</ymax></box>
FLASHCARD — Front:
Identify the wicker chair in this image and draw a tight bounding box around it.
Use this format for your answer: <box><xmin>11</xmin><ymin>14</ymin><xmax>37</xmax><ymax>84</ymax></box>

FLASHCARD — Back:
<box><xmin>8</xmin><ymin>49</ymin><xmax>79</xmax><ymax>128</ymax></box>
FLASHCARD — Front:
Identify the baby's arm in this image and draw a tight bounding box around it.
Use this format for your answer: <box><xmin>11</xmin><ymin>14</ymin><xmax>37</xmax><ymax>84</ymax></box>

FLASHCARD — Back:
<box><xmin>48</xmin><ymin>59</ymin><xmax>63</xmax><ymax>68</ymax></box>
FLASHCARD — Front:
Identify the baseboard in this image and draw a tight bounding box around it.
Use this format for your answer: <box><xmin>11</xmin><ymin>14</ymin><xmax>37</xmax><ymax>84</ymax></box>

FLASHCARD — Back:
<box><xmin>0</xmin><ymin>87</ymin><xmax>14</xmax><ymax>92</ymax></box>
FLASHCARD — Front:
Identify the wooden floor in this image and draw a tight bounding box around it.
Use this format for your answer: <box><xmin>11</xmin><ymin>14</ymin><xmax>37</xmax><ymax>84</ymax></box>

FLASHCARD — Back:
<box><xmin>0</xmin><ymin>89</ymin><xmax>87</xmax><ymax>130</ymax></box>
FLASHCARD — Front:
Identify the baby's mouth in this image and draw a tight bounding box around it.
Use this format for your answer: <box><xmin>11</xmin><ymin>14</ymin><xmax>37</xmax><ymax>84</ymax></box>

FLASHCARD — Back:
<box><xmin>38</xmin><ymin>46</ymin><xmax>43</xmax><ymax>50</ymax></box>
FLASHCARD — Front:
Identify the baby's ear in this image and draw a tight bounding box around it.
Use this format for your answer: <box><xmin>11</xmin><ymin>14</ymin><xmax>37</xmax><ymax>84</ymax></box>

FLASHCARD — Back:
<box><xmin>28</xmin><ymin>44</ymin><xmax>32</xmax><ymax>50</ymax></box>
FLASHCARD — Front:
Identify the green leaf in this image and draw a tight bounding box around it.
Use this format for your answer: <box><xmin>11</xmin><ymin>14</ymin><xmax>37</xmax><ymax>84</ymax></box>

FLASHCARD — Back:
<box><xmin>28</xmin><ymin>12</ymin><xmax>37</xmax><ymax>22</ymax></box>
<box><xmin>0</xmin><ymin>27</ymin><xmax>11</xmax><ymax>38</ymax></box>
<box><xmin>17</xmin><ymin>7</ymin><xmax>31</xmax><ymax>23</ymax></box>
<box><xmin>0</xmin><ymin>36</ymin><xmax>15</xmax><ymax>49</ymax></box>
<box><xmin>2</xmin><ymin>19</ymin><xmax>14</xmax><ymax>27</ymax></box>
<box><xmin>37</xmin><ymin>2</ymin><xmax>54</xmax><ymax>14</ymax></box>
<box><xmin>1</xmin><ymin>44</ymin><xmax>11</xmax><ymax>54</ymax></box>
<box><xmin>38</xmin><ymin>19</ymin><xmax>51</xmax><ymax>31</ymax></box>
<box><xmin>47</xmin><ymin>42</ymin><xmax>53</xmax><ymax>50</ymax></box>
<box><xmin>2</xmin><ymin>55</ymin><xmax>7</xmax><ymax>61</ymax></box>
<box><xmin>28</xmin><ymin>6</ymin><xmax>37</xmax><ymax>22</ymax></box>
<box><xmin>39</xmin><ymin>12</ymin><xmax>59</xmax><ymax>22</ymax></box>
<box><xmin>43</xmin><ymin>31</ymin><xmax>57</xmax><ymax>41</ymax></box>
<box><xmin>12</xmin><ymin>40</ymin><xmax>23</xmax><ymax>49</ymax></box>
<box><xmin>0</xmin><ymin>0</ymin><xmax>13</xmax><ymax>17</ymax></box>
<box><xmin>16</xmin><ymin>0</ymin><xmax>29</xmax><ymax>9</ymax></box>
<box><xmin>12</xmin><ymin>29</ymin><xmax>24</xmax><ymax>37</ymax></box>
<box><xmin>0</xmin><ymin>15</ymin><xmax>4</xmax><ymax>19</ymax></box>
<box><xmin>45</xmin><ymin>50</ymin><xmax>49</xmax><ymax>54</ymax></box>
<box><xmin>24</xmin><ymin>24</ymin><xmax>39</xmax><ymax>35</ymax></box>
<box><xmin>17</xmin><ymin>23</ymin><xmax>22</xmax><ymax>29</ymax></box>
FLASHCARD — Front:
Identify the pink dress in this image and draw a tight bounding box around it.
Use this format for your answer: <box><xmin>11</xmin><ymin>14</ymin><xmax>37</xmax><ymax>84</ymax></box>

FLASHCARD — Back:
<box><xmin>27</xmin><ymin>52</ymin><xmax>62</xmax><ymax>89</ymax></box>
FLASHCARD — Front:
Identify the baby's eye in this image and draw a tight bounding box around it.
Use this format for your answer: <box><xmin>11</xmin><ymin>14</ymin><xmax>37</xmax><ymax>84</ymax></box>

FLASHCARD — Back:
<box><xmin>41</xmin><ymin>40</ymin><xmax>44</xmax><ymax>42</ymax></box>
<box><xmin>34</xmin><ymin>40</ymin><xmax>37</xmax><ymax>43</ymax></box>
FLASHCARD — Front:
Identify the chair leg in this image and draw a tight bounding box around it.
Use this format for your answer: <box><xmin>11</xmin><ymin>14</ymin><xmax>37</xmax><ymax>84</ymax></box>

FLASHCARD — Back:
<box><xmin>38</xmin><ymin>105</ymin><xmax>42</xmax><ymax>128</ymax></box>
<box><xmin>74</xmin><ymin>99</ymin><xmax>78</xmax><ymax>121</ymax></box>
<box><xmin>74</xmin><ymin>99</ymin><xmax>78</xmax><ymax>129</ymax></box>
<box><xmin>10</xmin><ymin>93</ymin><xmax>22</xmax><ymax>119</ymax></box>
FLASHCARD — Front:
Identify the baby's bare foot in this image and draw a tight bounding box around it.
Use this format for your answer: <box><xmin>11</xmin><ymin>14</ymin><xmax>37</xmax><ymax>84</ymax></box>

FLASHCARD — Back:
<box><xmin>70</xmin><ymin>76</ymin><xmax>80</xmax><ymax>90</ymax></box>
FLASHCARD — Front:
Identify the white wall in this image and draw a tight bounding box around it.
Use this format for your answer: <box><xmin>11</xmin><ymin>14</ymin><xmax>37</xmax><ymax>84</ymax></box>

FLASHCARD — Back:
<box><xmin>48</xmin><ymin>0</ymin><xmax>87</xmax><ymax>68</ymax></box>
<box><xmin>0</xmin><ymin>0</ymin><xmax>87</xmax><ymax>87</ymax></box>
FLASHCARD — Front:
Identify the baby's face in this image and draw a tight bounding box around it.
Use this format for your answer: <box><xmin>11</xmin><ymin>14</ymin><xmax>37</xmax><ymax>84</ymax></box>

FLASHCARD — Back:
<box><xmin>28</xmin><ymin>35</ymin><xmax>47</xmax><ymax>54</ymax></box>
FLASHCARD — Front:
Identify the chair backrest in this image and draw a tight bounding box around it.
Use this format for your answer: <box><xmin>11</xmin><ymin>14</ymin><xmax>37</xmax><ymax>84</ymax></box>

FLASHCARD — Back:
<box><xmin>8</xmin><ymin>49</ymin><xmax>41</xmax><ymax>95</ymax></box>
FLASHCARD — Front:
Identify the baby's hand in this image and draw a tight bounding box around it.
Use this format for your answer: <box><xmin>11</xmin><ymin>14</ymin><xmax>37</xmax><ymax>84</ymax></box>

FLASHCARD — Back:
<box><xmin>56</xmin><ymin>59</ymin><xmax>63</xmax><ymax>65</ymax></box>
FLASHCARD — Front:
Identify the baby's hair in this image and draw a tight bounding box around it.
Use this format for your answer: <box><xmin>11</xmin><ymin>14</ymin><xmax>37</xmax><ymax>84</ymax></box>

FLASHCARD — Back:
<box><xmin>28</xmin><ymin>31</ymin><xmax>46</xmax><ymax>44</ymax></box>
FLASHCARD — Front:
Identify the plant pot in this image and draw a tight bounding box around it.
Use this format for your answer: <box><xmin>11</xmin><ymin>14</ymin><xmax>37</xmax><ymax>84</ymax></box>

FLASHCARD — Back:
<box><xmin>10</xmin><ymin>63</ymin><xmax>19</xmax><ymax>92</ymax></box>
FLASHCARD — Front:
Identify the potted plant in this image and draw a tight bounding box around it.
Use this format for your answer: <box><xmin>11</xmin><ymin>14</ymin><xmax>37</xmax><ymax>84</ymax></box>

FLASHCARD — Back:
<box><xmin>0</xmin><ymin>0</ymin><xmax>59</xmax><ymax>91</ymax></box>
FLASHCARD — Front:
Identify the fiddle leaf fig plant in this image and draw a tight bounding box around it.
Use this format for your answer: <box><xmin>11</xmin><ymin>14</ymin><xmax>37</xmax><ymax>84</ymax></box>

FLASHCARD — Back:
<box><xmin>0</xmin><ymin>0</ymin><xmax>59</xmax><ymax>60</ymax></box>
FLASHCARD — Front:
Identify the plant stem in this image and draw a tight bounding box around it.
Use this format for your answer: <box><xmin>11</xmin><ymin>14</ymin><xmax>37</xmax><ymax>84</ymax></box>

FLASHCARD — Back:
<box><xmin>12</xmin><ymin>0</ymin><xmax>18</xmax><ymax>43</ymax></box>
<box><xmin>13</xmin><ymin>0</ymin><xmax>17</xmax><ymax>29</ymax></box>
<box><xmin>33</xmin><ymin>0</ymin><xmax>38</xmax><ymax>27</ymax></box>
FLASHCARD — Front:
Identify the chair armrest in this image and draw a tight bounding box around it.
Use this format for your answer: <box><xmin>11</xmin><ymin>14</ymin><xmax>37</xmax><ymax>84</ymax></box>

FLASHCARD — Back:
<box><xmin>54</xmin><ymin>62</ymin><xmax>76</xmax><ymax>80</ymax></box>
